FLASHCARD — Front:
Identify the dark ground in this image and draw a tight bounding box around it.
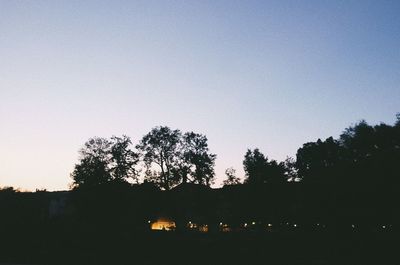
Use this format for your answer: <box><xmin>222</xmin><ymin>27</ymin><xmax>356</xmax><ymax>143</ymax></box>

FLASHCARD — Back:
<box><xmin>0</xmin><ymin>227</ymin><xmax>397</xmax><ymax>265</ymax></box>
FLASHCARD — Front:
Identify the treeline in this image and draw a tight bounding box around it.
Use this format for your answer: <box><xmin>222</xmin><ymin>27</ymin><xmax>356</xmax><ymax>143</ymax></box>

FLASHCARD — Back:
<box><xmin>70</xmin><ymin>114</ymin><xmax>400</xmax><ymax>189</ymax></box>
<box><xmin>69</xmin><ymin>125</ymin><xmax>297</xmax><ymax>189</ymax></box>
<box><xmin>70</xmin><ymin>127</ymin><xmax>217</xmax><ymax>190</ymax></box>
<box><xmin>1</xmin><ymin>114</ymin><xmax>399</xmax><ymax>226</ymax></box>
<box><xmin>65</xmin><ymin>114</ymin><xmax>400</xmax><ymax>225</ymax></box>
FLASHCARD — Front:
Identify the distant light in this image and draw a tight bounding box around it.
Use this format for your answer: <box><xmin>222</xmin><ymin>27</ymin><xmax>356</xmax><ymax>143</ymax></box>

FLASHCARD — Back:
<box><xmin>316</xmin><ymin>223</ymin><xmax>320</xmax><ymax>226</ymax></box>
<box><xmin>351</xmin><ymin>224</ymin><xmax>355</xmax><ymax>228</ymax></box>
<box><xmin>244</xmin><ymin>223</ymin><xmax>248</xmax><ymax>227</ymax></box>
<box><xmin>293</xmin><ymin>224</ymin><xmax>297</xmax><ymax>227</ymax></box>
<box><xmin>189</xmin><ymin>221</ymin><xmax>191</xmax><ymax>224</ymax></box>
<box><xmin>219</xmin><ymin>222</ymin><xmax>223</xmax><ymax>226</ymax></box>
<box><xmin>382</xmin><ymin>225</ymin><xmax>386</xmax><ymax>229</ymax></box>
<box><xmin>252</xmin><ymin>221</ymin><xmax>256</xmax><ymax>225</ymax></box>
<box><xmin>147</xmin><ymin>220</ymin><xmax>151</xmax><ymax>224</ymax></box>
<box><xmin>268</xmin><ymin>223</ymin><xmax>272</xmax><ymax>227</ymax></box>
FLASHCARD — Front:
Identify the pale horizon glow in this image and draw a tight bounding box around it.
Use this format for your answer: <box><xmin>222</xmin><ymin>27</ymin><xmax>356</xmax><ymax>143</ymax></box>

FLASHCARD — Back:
<box><xmin>1</xmin><ymin>1</ymin><xmax>399</xmax><ymax>191</ymax></box>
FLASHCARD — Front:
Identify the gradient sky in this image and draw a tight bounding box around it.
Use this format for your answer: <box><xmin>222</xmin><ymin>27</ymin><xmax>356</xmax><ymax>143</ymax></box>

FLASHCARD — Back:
<box><xmin>1</xmin><ymin>0</ymin><xmax>399</xmax><ymax>191</ymax></box>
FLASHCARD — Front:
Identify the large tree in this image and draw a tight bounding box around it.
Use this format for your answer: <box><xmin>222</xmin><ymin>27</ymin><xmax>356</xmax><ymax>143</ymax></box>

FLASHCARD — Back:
<box><xmin>296</xmin><ymin>136</ymin><xmax>343</xmax><ymax>183</ymax></box>
<box><xmin>136</xmin><ymin>126</ymin><xmax>182</xmax><ymax>190</ymax></box>
<box><xmin>295</xmin><ymin>115</ymin><xmax>400</xmax><ymax>224</ymax></box>
<box><xmin>71</xmin><ymin>136</ymin><xmax>138</xmax><ymax>188</ymax></box>
<box><xmin>183</xmin><ymin>132</ymin><xmax>216</xmax><ymax>186</ymax></box>
<box><xmin>136</xmin><ymin>127</ymin><xmax>216</xmax><ymax>189</ymax></box>
<box><xmin>243</xmin><ymin>148</ymin><xmax>285</xmax><ymax>185</ymax></box>
<box><xmin>110</xmin><ymin>135</ymin><xmax>139</xmax><ymax>182</ymax></box>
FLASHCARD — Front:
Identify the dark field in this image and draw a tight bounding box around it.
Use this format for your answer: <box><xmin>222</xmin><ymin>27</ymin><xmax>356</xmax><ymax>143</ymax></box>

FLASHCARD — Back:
<box><xmin>0</xmin><ymin>228</ymin><xmax>397</xmax><ymax>265</ymax></box>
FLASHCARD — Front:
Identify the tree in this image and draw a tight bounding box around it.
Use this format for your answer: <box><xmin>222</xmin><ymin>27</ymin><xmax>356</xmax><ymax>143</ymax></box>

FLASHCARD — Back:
<box><xmin>136</xmin><ymin>127</ymin><xmax>217</xmax><ymax>189</ymax></box>
<box><xmin>296</xmin><ymin>136</ymin><xmax>344</xmax><ymax>183</ymax></box>
<box><xmin>71</xmin><ymin>136</ymin><xmax>138</xmax><ymax>189</ymax></box>
<box><xmin>294</xmin><ymin>115</ymin><xmax>400</xmax><ymax>224</ymax></box>
<box><xmin>243</xmin><ymin>148</ymin><xmax>267</xmax><ymax>184</ymax></box>
<box><xmin>183</xmin><ymin>132</ymin><xmax>216</xmax><ymax>186</ymax></box>
<box><xmin>110</xmin><ymin>135</ymin><xmax>139</xmax><ymax>183</ymax></box>
<box><xmin>282</xmin><ymin>157</ymin><xmax>298</xmax><ymax>181</ymax></box>
<box><xmin>338</xmin><ymin>118</ymin><xmax>400</xmax><ymax>201</ymax></box>
<box><xmin>136</xmin><ymin>126</ymin><xmax>182</xmax><ymax>190</ymax></box>
<box><xmin>243</xmin><ymin>148</ymin><xmax>285</xmax><ymax>184</ymax></box>
<box><xmin>222</xmin><ymin>167</ymin><xmax>241</xmax><ymax>186</ymax></box>
<box><xmin>295</xmin><ymin>137</ymin><xmax>342</xmax><ymax>222</ymax></box>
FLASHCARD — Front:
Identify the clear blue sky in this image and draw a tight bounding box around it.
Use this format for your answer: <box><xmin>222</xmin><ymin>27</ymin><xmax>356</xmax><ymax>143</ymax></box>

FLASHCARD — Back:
<box><xmin>1</xmin><ymin>0</ymin><xmax>399</xmax><ymax>191</ymax></box>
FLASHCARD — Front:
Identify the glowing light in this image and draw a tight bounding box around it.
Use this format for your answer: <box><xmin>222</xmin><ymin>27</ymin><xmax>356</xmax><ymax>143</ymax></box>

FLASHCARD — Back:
<box><xmin>382</xmin><ymin>225</ymin><xmax>386</xmax><ymax>229</ymax></box>
<box><xmin>268</xmin><ymin>223</ymin><xmax>272</xmax><ymax>227</ymax></box>
<box><xmin>221</xmin><ymin>224</ymin><xmax>230</xmax><ymax>232</ymax></box>
<box><xmin>293</xmin><ymin>224</ymin><xmax>297</xmax><ymax>227</ymax></box>
<box><xmin>244</xmin><ymin>223</ymin><xmax>248</xmax><ymax>227</ymax></box>
<box><xmin>199</xmin><ymin>224</ymin><xmax>208</xmax><ymax>232</ymax></box>
<box><xmin>252</xmin><ymin>221</ymin><xmax>256</xmax><ymax>225</ymax></box>
<box><xmin>351</xmin><ymin>224</ymin><xmax>355</xmax><ymax>228</ymax></box>
<box><xmin>151</xmin><ymin>218</ymin><xmax>176</xmax><ymax>231</ymax></box>
<box><xmin>219</xmin><ymin>222</ymin><xmax>223</xmax><ymax>226</ymax></box>
<box><xmin>147</xmin><ymin>220</ymin><xmax>151</xmax><ymax>224</ymax></box>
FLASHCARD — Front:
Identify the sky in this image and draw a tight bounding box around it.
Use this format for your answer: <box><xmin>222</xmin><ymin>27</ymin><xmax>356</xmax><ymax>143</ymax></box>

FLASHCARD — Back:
<box><xmin>1</xmin><ymin>0</ymin><xmax>399</xmax><ymax>191</ymax></box>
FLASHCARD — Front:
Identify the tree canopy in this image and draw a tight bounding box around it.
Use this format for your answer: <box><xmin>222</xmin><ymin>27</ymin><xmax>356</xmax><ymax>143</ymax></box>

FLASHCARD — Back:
<box><xmin>136</xmin><ymin>126</ymin><xmax>216</xmax><ymax>190</ymax></box>
<box><xmin>69</xmin><ymin>113</ymin><xmax>400</xmax><ymax>206</ymax></box>
<box><xmin>71</xmin><ymin>135</ymin><xmax>138</xmax><ymax>189</ymax></box>
<box><xmin>222</xmin><ymin>167</ymin><xmax>241</xmax><ymax>186</ymax></box>
<box><xmin>243</xmin><ymin>148</ymin><xmax>285</xmax><ymax>185</ymax></box>
<box><xmin>136</xmin><ymin>126</ymin><xmax>183</xmax><ymax>190</ymax></box>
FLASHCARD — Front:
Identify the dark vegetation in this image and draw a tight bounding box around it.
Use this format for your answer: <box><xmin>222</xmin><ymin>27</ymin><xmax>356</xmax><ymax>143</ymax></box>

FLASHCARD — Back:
<box><xmin>1</xmin><ymin>116</ymin><xmax>399</xmax><ymax>265</ymax></box>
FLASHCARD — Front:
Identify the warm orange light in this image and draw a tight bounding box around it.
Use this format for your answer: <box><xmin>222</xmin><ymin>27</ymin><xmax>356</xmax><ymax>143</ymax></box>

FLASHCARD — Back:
<box><xmin>151</xmin><ymin>218</ymin><xmax>176</xmax><ymax>231</ymax></box>
<box><xmin>198</xmin><ymin>224</ymin><xmax>208</xmax><ymax>232</ymax></box>
<box><xmin>187</xmin><ymin>222</ymin><xmax>208</xmax><ymax>232</ymax></box>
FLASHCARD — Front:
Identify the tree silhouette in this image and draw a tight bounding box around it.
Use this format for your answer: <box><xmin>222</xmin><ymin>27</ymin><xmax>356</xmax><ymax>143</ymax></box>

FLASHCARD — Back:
<box><xmin>222</xmin><ymin>167</ymin><xmax>241</xmax><ymax>186</ymax></box>
<box><xmin>71</xmin><ymin>136</ymin><xmax>138</xmax><ymax>188</ymax></box>
<box><xmin>294</xmin><ymin>115</ymin><xmax>400</xmax><ymax>225</ymax></box>
<box><xmin>395</xmin><ymin>112</ymin><xmax>400</xmax><ymax>127</ymax></box>
<box><xmin>243</xmin><ymin>148</ymin><xmax>267</xmax><ymax>184</ymax></box>
<box><xmin>182</xmin><ymin>132</ymin><xmax>216</xmax><ymax>186</ymax></box>
<box><xmin>110</xmin><ymin>135</ymin><xmax>139</xmax><ymax>183</ymax></box>
<box><xmin>136</xmin><ymin>126</ymin><xmax>182</xmax><ymax>190</ymax></box>
<box><xmin>282</xmin><ymin>157</ymin><xmax>298</xmax><ymax>181</ymax></box>
<box><xmin>338</xmin><ymin>119</ymin><xmax>400</xmax><ymax>223</ymax></box>
<box><xmin>137</xmin><ymin>127</ymin><xmax>216</xmax><ymax>189</ymax></box>
<box><xmin>243</xmin><ymin>148</ymin><xmax>285</xmax><ymax>184</ymax></box>
<box><xmin>296</xmin><ymin>136</ymin><xmax>343</xmax><ymax>183</ymax></box>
